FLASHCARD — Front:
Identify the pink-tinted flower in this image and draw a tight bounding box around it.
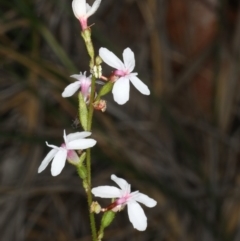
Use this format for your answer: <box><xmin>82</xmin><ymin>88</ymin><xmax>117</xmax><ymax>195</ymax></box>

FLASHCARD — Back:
<box><xmin>99</xmin><ymin>47</ymin><xmax>150</xmax><ymax>105</ymax></box>
<box><xmin>92</xmin><ymin>174</ymin><xmax>157</xmax><ymax>231</ymax></box>
<box><xmin>38</xmin><ymin>130</ymin><xmax>96</xmax><ymax>176</ymax></box>
<box><xmin>72</xmin><ymin>0</ymin><xmax>101</xmax><ymax>30</ymax></box>
<box><xmin>62</xmin><ymin>72</ymin><xmax>91</xmax><ymax>101</ymax></box>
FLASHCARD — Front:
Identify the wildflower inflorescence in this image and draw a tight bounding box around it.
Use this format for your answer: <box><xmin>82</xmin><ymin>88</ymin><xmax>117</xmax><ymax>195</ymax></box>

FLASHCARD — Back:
<box><xmin>38</xmin><ymin>0</ymin><xmax>156</xmax><ymax>239</ymax></box>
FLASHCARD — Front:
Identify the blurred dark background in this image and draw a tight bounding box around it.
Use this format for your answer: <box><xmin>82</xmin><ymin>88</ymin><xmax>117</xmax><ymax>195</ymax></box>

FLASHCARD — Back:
<box><xmin>1</xmin><ymin>0</ymin><xmax>240</xmax><ymax>240</ymax></box>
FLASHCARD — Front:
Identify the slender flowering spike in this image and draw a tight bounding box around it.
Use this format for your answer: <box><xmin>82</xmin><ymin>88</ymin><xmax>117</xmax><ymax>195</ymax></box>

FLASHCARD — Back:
<box><xmin>38</xmin><ymin>130</ymin><xmax>96</xmax><ymax>176</ymax></box>
<box><xmin>99</xmin><ymin>47</ymin><xmax>150</xmax><ymax>105</ymax></box>
<box><xmin>72</xmin><ymin>0</ymin><xmax>101</xmax><ymax>30</ymax></box>
<box><xmin>62</xmin><ymin>72</ymin><xmax>91</xmax><ymax>101</ymax></box>
<box><xmin>92</xmin><ymin>174</ymin><xmax>157</xmax><ymax>231</ymax></box>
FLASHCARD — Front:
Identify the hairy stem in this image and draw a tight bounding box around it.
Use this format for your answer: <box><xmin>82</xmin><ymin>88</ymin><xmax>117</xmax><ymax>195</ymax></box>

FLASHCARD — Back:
<box><xmin>84</xmin><ymin>31</ymin><xmax>97</xmax><ymax>239</ymax></box>
<box><xmin>86</xmin><ymin>148</ymin><xmax>97</xmax><ymax>241</ymax></box>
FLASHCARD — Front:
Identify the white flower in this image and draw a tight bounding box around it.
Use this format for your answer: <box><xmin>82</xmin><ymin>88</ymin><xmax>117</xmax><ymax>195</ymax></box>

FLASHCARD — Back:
<box><xmin>99</xmin><ymin>47</ymin><xmax>150</xmax><ymax>105</ymax></box>
<box><xmin>62</xmin><ymin>72</ymin><xmax>91</xmax><ymax>101</ymax></box>
<box><xmin>92</xmin><ymin>174</ymin><xmax>157</xmax><ymax>231</ymax></box>
<box><xmin>38</xmin><ymin>130</ymin><xmax>96</xmax><ymax>176</ymax></box>
<box><xmin>72</xmin><ymin>0</ymin><xmax>101</xmax><ymax>30</ymax></box>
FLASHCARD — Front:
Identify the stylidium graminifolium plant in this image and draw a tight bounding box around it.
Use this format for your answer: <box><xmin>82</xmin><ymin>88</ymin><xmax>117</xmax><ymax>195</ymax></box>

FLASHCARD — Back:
<box><xmin>38</xmin><ymin>0</ymin><xmax>157</xmax><ymax>240</ymax></box>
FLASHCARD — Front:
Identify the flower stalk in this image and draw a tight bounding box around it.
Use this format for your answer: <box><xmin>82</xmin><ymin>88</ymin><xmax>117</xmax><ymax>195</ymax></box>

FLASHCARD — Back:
<box><xmin>97</xmin><ymin>211</ymin><xmax>115</xmax><ymax>241</ymax></box>
<box><xmin>79</xmin><ymin>28</ymin><xmax>98</xmax><ymax>241</ymax></box>
<box><xmin>81</xmin><ymin>29</ymin><xmax>95</xmax><ymax>67</ymax></box>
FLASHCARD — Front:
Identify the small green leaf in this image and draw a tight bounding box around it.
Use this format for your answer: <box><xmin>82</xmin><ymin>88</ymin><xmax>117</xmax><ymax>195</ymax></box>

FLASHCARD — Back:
<box><xmin>78</xmin><ymin>92</ymin><xmax>88</xmax><ymax>131</ymax></box>
<box><xmin>97</xmin><ymin>81</ymin><xmax>114</xmax><ymax>100</ymax></box>
<box><xmin>101</xmin><ymin>211</ymin><xmax>115</xmax><ymax>228</ymax></box>
<box><xmin>77</xmin><ymin>165</ymin><xmax>87</xmax><ymax>179</ymax></box>
<box><xmin>78</xmin><ymin>152</ymin><xmax>86</xmax><ymax>166</ymax></box>
<box><xmin>76</xmin><ymin>152</ymin><xmax>87</xmax><ymax>179</ymax></box>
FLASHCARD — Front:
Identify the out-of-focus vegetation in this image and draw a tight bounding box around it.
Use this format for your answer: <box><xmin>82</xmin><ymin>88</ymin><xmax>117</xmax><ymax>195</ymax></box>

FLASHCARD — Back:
<box><xmin>1</xmin><ymin>0</ymin><xmax>240</xmax><ymax>240</ymax></box>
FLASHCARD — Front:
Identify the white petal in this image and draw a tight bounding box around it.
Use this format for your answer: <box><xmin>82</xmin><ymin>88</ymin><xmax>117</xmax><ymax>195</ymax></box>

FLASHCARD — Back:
<box><xmin>112</xmin><ymin>77</ymin><xmax>130</xmax><ymax>105</ymax></box>
<box><xmin>51</xmin><ymin>149</ymin><xmax>67</xmax><ymax>176</ymax></box>
<box><xmin>38</xmin><ymin>149</ymin><xmax>58</xmax><ymax>173</ymax></box>
<box><xmin>129</xmin><ymin>75</ymin><xmax>150</xmax><ymax>95</ymax></box>
<box><xmin>62</xmin><ymin>81</ymin><xmax>81</xmax><ymax>97</ymax></box>
<box><xmin>111</xmin><ymin>174</ymin><xmax>130</xmax><ymax>191</ymax></box>
<box><xmin>86</xmin><ymin>3</ymin><xmax>91</xmax><ymax>12</ymax></box>
<box><xmin>86</xmin><ymin>0</ymin><xmax>101</xmax><ymax>18</ymax></box>
<box><xmin>46</xmin><ymin>142</ymin><xmax>59</xmax><ymax>150</ymax></box>
<box><xmin>123</xmin><ymin>48</ymin><xmax>135</xmax><ymax>73</ymax></box>
<box><xmin>99</xmin><ymin>48</ymin><xmax>125</xmax><ymax>70</ymax></box>
<box><xmin>70</xmin><ymin>74</ymin><xmax>84</xmax><ymax>80</ymax></box>
<box><xmin>127</xmin><ymin>201</ymin><xmax>147</xmax><ymax>231</ymax></box>
<box><xmin>63</xmin><ymin>129</ymin><xmax>67</xmax><ymax>144</ymax></box>
<box><xmin>134</xmin><ymin>193</ymin><xmax>157</xmax><ymax>208</ymax></box>
<box><xmin>72</xmin><ymin>0</ymin><xmax>86</xmax><ymax>18</ymax></box>
<box><xmin>92</xmin><ymin>186</ymin><xmax>122</xmax><ymax>198</ymax></box>
<box><xmin>66</xmin><ymin>131</ymin><xmax>92</xmax><ymax>142</ymax></box>
<box><xmin>67</xmin><ymin>139</ymin><xmax>96</xmax><ymax>150</ymax></box>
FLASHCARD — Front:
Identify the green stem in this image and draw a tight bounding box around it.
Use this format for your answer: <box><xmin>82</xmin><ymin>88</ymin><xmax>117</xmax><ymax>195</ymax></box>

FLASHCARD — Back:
<box><xmin>87</xmin><ymin>75</ymin><xmax>96</xmax><ymax>130</ymax></box>
<box><xmin>86</xmin><ymin>74</ymin><xmax>97</xmax><ymax>241</ymax></box>
<box><xmin>86</xmin><ymin>148</ymin><xmax>97</xmax><ymax>241</ymax></box>
<box><xmin>77</xmin><ymin>27</ymin><xmax>97</xmax><ymax>241</ymax></box>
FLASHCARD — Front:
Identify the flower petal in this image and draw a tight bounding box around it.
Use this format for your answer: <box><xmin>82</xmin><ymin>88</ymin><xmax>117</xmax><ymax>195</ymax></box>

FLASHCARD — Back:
<box><xmin>62</xmin><ymin>81</ymin><xmax>81</xmax><ymax>98</ymax></box>
<box><xmin>67</xmin><ymin>131</ymin><xmax>92</xmax><ymax>142</ymax></box>
<box><xmin>86</xmin><ymin>0</ymin><xmax>101</xmax><ymax>18</ymax></box>
<box><xmin>51</xmin><ymin>148</ymin><xmax>67</xmax><ymax>176</ymax></box>
<box><xmin>111</xmin><ymin>174</ymin><xmax>130</xmax><ymax>191</ymax></box>
<box><xmin>72</xmin><ymin>0</ymin><xmax>86</xmax><ymax>19</ymax></box>
<box><xmin>70</xmin><ymin>73</ymin><xmax>84</xmax><ymax>80</ymax></box>
<box><xmin>86</xmin><ymin>3</ymin><xmax>91</xmax><ymax>12</ymax></box>
<box><xmin>46</xmin><ymin>142</ymin><xmax>59</xmax><ymax>150</ymax></box>
<box><xmin>38</xmin><ymin>149</ymin><xmax>58</xmax><ymax>173</ymax></box>
<box><xmin>92</xmin><ymin>186</ymin><xmax>122</xmax><ymax>198</ymax></box>
<box><xmin>123</xmin><ymin>48</ymin><xmax>135</xmax><ymax>72</ymax></box>
<box><xmin>80</xmin><ymin>79</ymin><xmax>91</xmax><ymax>97</ymax></box>
<box><xmin>112</xmin><ymin>77</ymin><xmax>130</xmax><ymax>105</ymax></box>
<box><xmin>63</xmin><ymin>129</ymin><xmax>67</xmax><ymax>144</ymax></box>
<box><xmin>134</xmin><ymin>193</ymin><xmax>157</xmax><ymax>208</ymax></box>
<box><xmin>67</xmin><ymin>138</ymin><xmax>96</xmax><ymax>150</ymax></box>
<box><xmin>129</xmin><ymin>75</ymin><xmax>150</xmax><ymax>95</ymax></box>
<box><xmin>127</xmin><ymin>201</ymin><xmax>147</xmax><ymax>231</ymax></box>
<box><xmin>99</xmin><ymin>48</ymin><xmax>125</xmax><ymax>70</ymax></box>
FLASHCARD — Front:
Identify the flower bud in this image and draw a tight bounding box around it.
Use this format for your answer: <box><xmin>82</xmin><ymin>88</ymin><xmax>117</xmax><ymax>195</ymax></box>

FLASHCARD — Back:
<box><xmin>95</xmin><ymin>56</ymin><xmax>102</xmax><ymax>65</ymax></box>
<box><xmin>91</xmin><ymin>201</ymin><xmax>101</xmax><ymax>214</ymax></box>
<box><xmin>93</xmin><ymin>100</ymin><xmax>107</xmax><ymax>112</ymax></box>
